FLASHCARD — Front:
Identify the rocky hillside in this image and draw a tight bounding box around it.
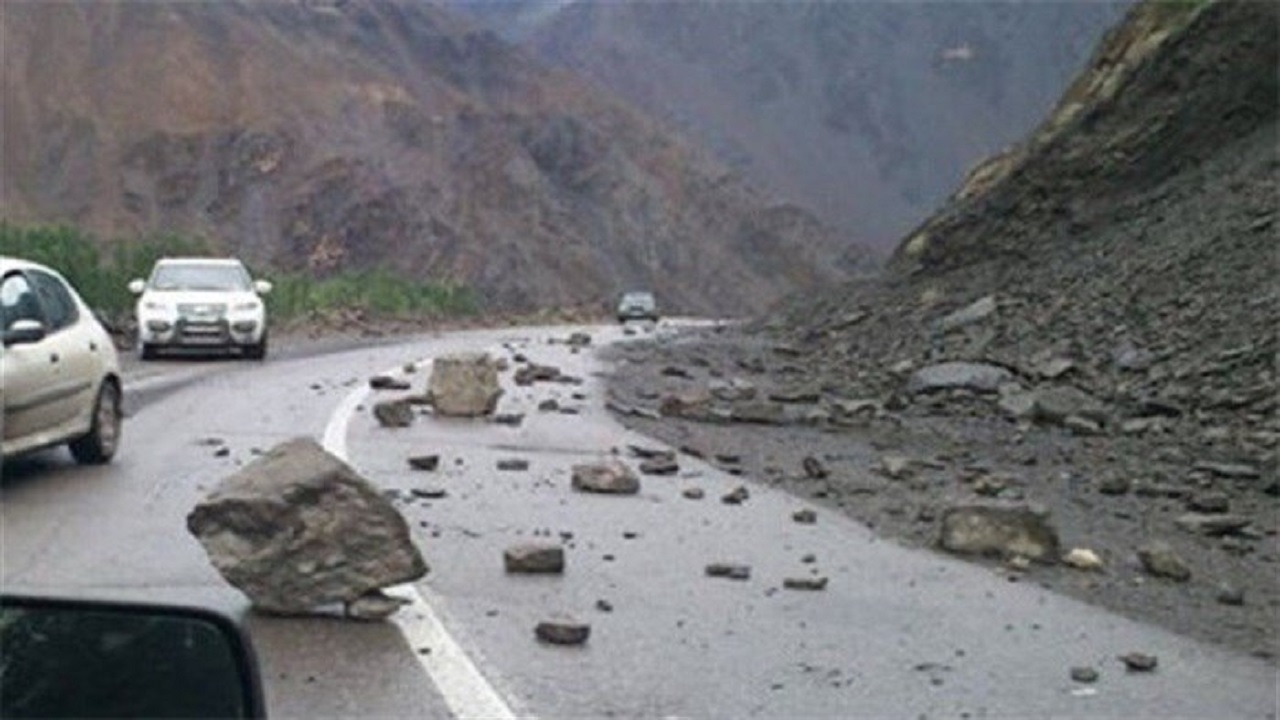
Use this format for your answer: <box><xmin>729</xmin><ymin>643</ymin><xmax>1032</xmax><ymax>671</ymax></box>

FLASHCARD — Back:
<box><xmin>454</xmin><ymin>0</ymin><xmax>1129</xmax><ymax>249</ymax></box>
<box><xmin>0</xmin><ymin>0</ymin><xmax>859</xmax><ymax>314</ymax></box>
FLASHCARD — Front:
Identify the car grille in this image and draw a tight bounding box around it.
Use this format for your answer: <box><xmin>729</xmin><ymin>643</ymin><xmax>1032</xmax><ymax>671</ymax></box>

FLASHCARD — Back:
<box><xmin>177</xmin><ymin>303</ymin><xmax>228</xmax><ymax>319</ymax></box>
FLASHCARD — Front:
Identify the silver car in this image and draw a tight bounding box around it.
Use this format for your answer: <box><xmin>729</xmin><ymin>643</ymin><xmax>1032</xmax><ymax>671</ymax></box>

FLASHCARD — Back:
<box><xmin>130</xmin><ymin>257</ymin><xmax>272</xmax><ymax>360</ymax></box>
<box><xmin>1</xmin><ymin>256</ymin><xmax>123</xmax><ymax>464</ymax></box>
<box><xmin>617</xmin><ymin>291</ymin><xmax>659</xmax><ymax>322</ymax></box>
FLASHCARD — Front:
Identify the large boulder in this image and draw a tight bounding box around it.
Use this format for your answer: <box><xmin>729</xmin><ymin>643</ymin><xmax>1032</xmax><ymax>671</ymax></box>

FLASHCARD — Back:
<box><xmin>187</xmin><ymin>438</ymin><xmax>428</xmax><ymax>614</ymax></box>
<box><xmin>428</xmin><ymin>352</ymin><xmax>503</xmax><ymax>417</ymax></box>
<box><xmin>571</xmin><ymin>461</ymin><xmax>641</xmax><ymax>494</ymax></box>
<box><xmin>938</xmin><ymin>502</ymin><xmax>1060</xmax><ymax>562</ymax></box>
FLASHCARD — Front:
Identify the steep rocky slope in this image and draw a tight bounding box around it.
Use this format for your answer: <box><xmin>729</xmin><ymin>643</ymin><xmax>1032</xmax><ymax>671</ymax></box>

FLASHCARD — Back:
<box><xmin>605</xmin><ymin>0</ymin><xmax>1278</xmax><ymax>655</ymax></box>
<box><xmin>455</xmin><ymin>0</ymin><xmax>1129</xmax><ymax>249</ymax></box>
<box><xmin>0</xmin><ymin>0</ymin><xmax>859</xmax><ymax>313</ymax></box>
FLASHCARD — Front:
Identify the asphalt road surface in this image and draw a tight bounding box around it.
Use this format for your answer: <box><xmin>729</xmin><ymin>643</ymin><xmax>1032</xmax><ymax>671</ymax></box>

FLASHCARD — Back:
<box><xmin>3</xmin><ymin>324</ymin><xmax>1276</xmax><ymax>718</ymax></box>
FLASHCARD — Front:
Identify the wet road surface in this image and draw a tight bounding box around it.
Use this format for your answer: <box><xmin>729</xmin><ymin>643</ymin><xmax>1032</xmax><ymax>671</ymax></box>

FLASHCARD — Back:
<box><xmin>3</xmin><ymin>323</ymin><xmax>1276</xmax><ymax>718</ymax></box>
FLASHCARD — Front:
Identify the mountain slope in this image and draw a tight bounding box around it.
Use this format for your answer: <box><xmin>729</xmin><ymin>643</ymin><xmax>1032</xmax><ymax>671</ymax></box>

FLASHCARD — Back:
<box><xmin>455</xmin><ymin>0</ymin><xmax>1129</xmax><ymax>250</ymax></box>
<box><xmin>0</xmin><ymin>0</ymin><xmax>860</xmax><ymax>313</ymax></box>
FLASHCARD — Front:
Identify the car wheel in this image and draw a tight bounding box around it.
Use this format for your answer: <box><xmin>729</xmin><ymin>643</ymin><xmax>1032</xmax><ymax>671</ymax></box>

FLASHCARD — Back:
<box><xmin>139</xmin><ymin>343</ymin><xmax>157</xmax><ymax>361</ymax></box>
<box><xmin>69</xmin><ymin>380</ymin><xmax>122</xmax><ymax>465</ymax></box>
<box><xmin>245</xmin><ymin>335</ymin><xmax>268</xmax><ymax>361</ymax></box>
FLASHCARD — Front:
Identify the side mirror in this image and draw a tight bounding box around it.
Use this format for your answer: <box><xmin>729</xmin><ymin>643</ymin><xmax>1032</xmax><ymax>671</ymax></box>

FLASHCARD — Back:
<box><xmin>0</xmin><ymin>595</ymin><xmax>265</xmax><ymax>719</ymax></box>
<box><xmin>253</xmin><ymin>280</ymin><xmax>273</xmax><ymax>296</ymax></box>
<box><xmin>3</xmin><ymin>319</ymin><xmax>46</xmax><ymax>347</ymax></box>
<box><xmin>128</xmin><ymin>279</ymin><xmax>146</xmax><ymax>295</ymax></box>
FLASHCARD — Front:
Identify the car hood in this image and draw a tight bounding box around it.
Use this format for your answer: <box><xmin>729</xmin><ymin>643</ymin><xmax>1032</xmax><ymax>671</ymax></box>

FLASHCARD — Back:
<box><xmin>140</xmin><ymin>290</ymin><xmax>261</xmax><ymax>307</ymax></box>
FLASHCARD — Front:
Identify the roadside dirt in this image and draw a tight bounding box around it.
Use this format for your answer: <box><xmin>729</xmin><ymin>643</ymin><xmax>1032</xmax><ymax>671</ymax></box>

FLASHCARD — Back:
<box><xmin>601</xmin><ymin>324</ymin><xmax>1278</xmax><ymax>662</ymax></box>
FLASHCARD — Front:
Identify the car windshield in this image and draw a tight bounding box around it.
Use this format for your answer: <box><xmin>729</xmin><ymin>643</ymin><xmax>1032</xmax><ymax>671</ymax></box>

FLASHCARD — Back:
<box><xmin>622</xmin><ymin>293</ymin><xmax>653</xmax><ymax>306</ymax></box>
<box><xmin>149</xmin><ymin>264</ymin><xmax>250</xmax><ymax>292</ymax></box>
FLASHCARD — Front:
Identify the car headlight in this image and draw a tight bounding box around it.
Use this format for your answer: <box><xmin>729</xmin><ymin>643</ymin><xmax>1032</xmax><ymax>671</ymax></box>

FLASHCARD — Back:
<box><xmin>233</xmin><ymin>301</ymin><xmax>261</xmax><ymax>313</ymax></box>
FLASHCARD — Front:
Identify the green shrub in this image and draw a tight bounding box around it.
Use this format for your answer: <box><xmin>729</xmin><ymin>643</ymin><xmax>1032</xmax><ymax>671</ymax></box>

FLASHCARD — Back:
<box><xmin>0</xmin><ymin>222</ymin><xmax>475</xmax><ymax>322</ymax></box>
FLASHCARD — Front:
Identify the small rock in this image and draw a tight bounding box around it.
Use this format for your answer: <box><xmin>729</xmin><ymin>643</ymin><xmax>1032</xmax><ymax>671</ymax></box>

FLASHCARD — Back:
<box><xmin>722</xmin><ymin>485</ymin><xmax>750</xmax><ymax>505</ymax></box>
<box><xmin>1062</xmin><ymin>548</ymin><xmax>1104</xmax><ymax>571</ymax></box>
<box><xmin>627</xmin><ymin>445</ymin><xmax>676</xmax><ymax>461</ymax></box>
<box><xmin>1174</xmin><ymin>513</ymin><xmax>1251</xmax><ymax>537</ymax></box>
<box><xmin>1192</xmin><ymin>461</ymin><xmax>1260</xmax><ymax>480</ymax></box>
<box><xmin>492</xmin><ymin>413</ymin><xmax>525</xmax><ymax>427</ymax></box>
<box><xmin>907</xmin><ymin>362</ymin><xmax>1012</xmax><ymax>395</ymax></box>
<box><xmin>661</xmin><ymin>365</ymin><xmax>693</xmax><ymax>379</ymax></box>
<box><xmin>373</xmin><ymin>400</ymin><xmax>414</xmax><ymax>428</ymax></box>
<box><xmin>1118</xmin><ymin>652</ymin><xmax>1158</xmax><ymax>672</ymax></box>
<box><xmin>1070</xmin><ymin>666</ymin><xmax>1099</xmax><ymax>684</ymax></box>
<box><xmin>792</xmin><ymin>509</ymin><xmax>818</xmax><ymax>524</ymax></box>
<box><xmin>1137</xmin><ymin>541</ymin><xmax>1191</xmax><ymax>581</ymax></box>
<box><xmin>683</xmin><ymin>487</ymin><xmax>705</xmax><ymax>500</ymax></box>
<box><xmin>731</xmin><ymin>401</ymin><xmax>788</xmax><ymax>425</ymax></box>
<box><xmin>214</xmin><ymin>446</ymin><xmax>231</xmax><ymax>458</ymax></box>
<box><xmin>537</xmin><ymin>399</ymin><xmax>560</xmax><ymax>412</ymax></box>
<box><xmin>595</xmin><ymin>599</ymin><xmax>614</xmax><ymax>613</ymax></box>
<box><xmin>1216</xmin><ymin>583</ymin><xmax>1245</xmax><ymax>606</ymax></box>
<box><xmin>938</xmin><ymin>503</ymin><xmax>1060</xmax><ymax>562</ymax></box>
<box><xmin>938</xmin><ymin>295</ymin><xmax>997</xmax><ymax>332</ymax></box>
<box><xmin>535</xmin><ymin>620</ymin><xmax>590</xmax><ymax>646</ymax></box>
<box><xmin>565</xmin><ymin>332</ymin><xmax>592</xmax><ymax>347</ymax></box>
<box><xmin>408</xmin><ymin>455</ymin><xmax>440</xmax><ymax>472</ymax></box>
<box><xmin>497</xmin><ymin>459</ymin><xmax>531</xmax><ymax>472</ymax></box>
<box><xmin>369</xmin><ymin>375</ymin><xmax>411</xmax><ymax>391</ymax></box>
<box><xmin>410</xmin><ymin>487</ymin><xmax>447</xmax><ymax>500</ymax></box>
<box><xmin>1064</xmin><ymin>415</ymin><xmax>1103</xmax><ymax>436</ymax></box>
<box><xmin>504</xmin><ymin>544</ymin><xmax>565</xmax><ymax>574</ymax></box>
<box><xmin>639</xmin><ymin>457</ymin><xmax>680</xmax><ymax>476</ymax></box>
<box><xmin>801</xmin><ymin>553</ymin><xmax>816</xmax><ymax>564</ymax></box>
<box><xmin>783</xmin><ymin>576</ymin><xmax>828</xmax><ymax>591</ymax></box>
<box><xmin>715</xmin><ymin>453</ymin><xmax>741</xmax><ymax>464</ymax></box>
<box><xmin>879</xmin><ymin>455</ymin><xmax>914</xmax><ymax>480</ymax></box>
<box><xmin>571</xmin><ymin>461</ymin><xmax>640</xmax><ymax>494</ymax></box>
<box><xmin>345</xmin><ymin>590</ymin><xmax>410</xmax><ymax>621</ymax></box>
<box><xmin>1096</xmin><ymin>476</ymin><xmax>1132</xmax><ymax>495</ymax></box>
<box><xmin>705</xmin><ymin>563</ymin><xmax>751</xmax><ymax>580</ymax></box>
<box><xmin>802</xmin><ymin>456</ymin><xmax>829</xmax><ymax>479</ymax></box>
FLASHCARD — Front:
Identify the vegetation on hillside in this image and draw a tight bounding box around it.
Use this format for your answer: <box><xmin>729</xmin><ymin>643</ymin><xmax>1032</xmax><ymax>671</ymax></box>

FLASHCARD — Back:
<box><xmin>0</xmin><ymin>224</ymin><xmax>477</xmax><ymax>321</ymax></box>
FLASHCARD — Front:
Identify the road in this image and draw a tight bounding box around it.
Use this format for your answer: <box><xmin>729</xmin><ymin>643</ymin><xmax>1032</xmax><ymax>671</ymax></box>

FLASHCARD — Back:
<box><xmin>2</xmin><ymin>324</ymin><xmax>1276</xmax><ymax>718</ymax></box>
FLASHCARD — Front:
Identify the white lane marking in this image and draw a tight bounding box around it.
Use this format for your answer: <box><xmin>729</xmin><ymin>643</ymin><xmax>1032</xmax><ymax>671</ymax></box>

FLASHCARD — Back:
<box><xmin>322</xmin><ymin>360</ymin><xmax>519</xmax><ymax>720</ymax></box>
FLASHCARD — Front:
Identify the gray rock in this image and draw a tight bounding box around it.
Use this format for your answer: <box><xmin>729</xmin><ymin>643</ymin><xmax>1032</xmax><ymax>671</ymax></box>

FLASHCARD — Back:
<box><xmin>408</xmin><ymin>455</ymin><xmax>440</xmax><ymax>471</ymax></box>
<box><xmin>1036</xmin><ymin>357</ymin><xmax>1076</xmax><ymax>380</ymax></box>
<box><xmin>709</xmin><ymin>378</ymin><xmax>757</xmax><ymax>402</ymax></box>
<box><xmin>879</xmin><ymin>455</ymin><xmax>914</xmax><ymax>480</ymax></box>
<box><xmin>1174</xmin><ymin>513</ymin><xmax>1251</xmax><ymax>537</ymax></box>
<box><xmin>1031</xmin><ymin>386</ymin><xmax>1109</xmax><ymax>425</ymax></box>
<box><xmin>492</xmin><ymin>413</ymin><xmax>525</xmax><ymax>426</ymax></box>
<box><xmin>410</xmin><ymin>487</ymin><xmax>447</xmax><ymax>500</ymax></box>
<box><xmin>802</xmin><ymin>456</ymin><xmax>829</xmax><ymax>479</ymax></box>
<box><xmin>907</xmin><ymin>362</ymin><xmax>1012</xmax><ymax>395</ymax></box>
<box><xmin>769</xmin><ymin>387</ymin><xmax>821</xmax><ymax>404</ymax></box>
<box><xmin>186</xmin><ymin>438</ymin><xmax>428</xmax><ymax>614</ymax></box>
<box><xmin>705</xmin><ymin>563</ymin><xmax>751</xmax><ymax>580</ymax></box>
<box><xmin>497</xmin><ymin>459</ymin><xmax>530</xmax><ymax>472</ymax></box>
<box><xmin>1096</xmin><ymin>476</ymin><xmax>1132</xmax><ymax>495</ymax></box>
<box><xmin>783</xmin><ymin>576</ymin><xmax>829</xmax><ymax>591</ymax></box>
<box><xmin>1118</xmin><ymin>652</ymin><xmax>1158</xmax><ymax>672</ymax></box>
<box><xmin>938</xmin><ymin>503</ymin><xmax>1060</xmax><ymax>562</ymax></box>
<box><xmin>731</xmin><ymin>401</ymin><xmax>788</xmax><ymax>425</ymax></box>
<box><xmin>345</xmin><ymin>590</ymin><xmax>410</xmax><ymax>621</ymax></box>
<box><xmin>1064</xmin><ymin>415</ymin><xmax>1104</xmax><ymax>436</ymax></box>
<box><xmin>792</xmin><ymin>509</ymin><xmax>818</xmax><ymax>524</ymax></box>
<box><xmin>683</xmin><ymin>487</ymin><xmax>705</xmax><ymax>500</ymax></box>
<box><xmin>1070</xmin><ymin>666</ymin><xmax>1099</xmax><ymax>683</ymax></box>
<box><xmin>535</xmin><ymin>620</ymin><xmax>590</xmax><ymax>645</ymax></box>
<box><xmin>515</xmin><ymin>364</ymin><xmax>563</xmax><ymax>386</ymax></box>
<box><xmin>428</xmin><ymin>353</ymin><xmax>503</xmax><ymax>417</ymax></box>
<box><xmin>537</xmin><ymin>399</ymin><xmax>560</xmax><ymax>412</ymax></box>
<box><xmin>1186</xmin><ymin>492</ymin><xmax>1230</xmax><ymax>513</ymax></box>
<box><xmin>1137</xmin><ymin>541</ymin><xmax>1191</xmax><ymax>581</ymax></box>
<box><xmin>938</xmin><ymin>295</ymin><xmax>997</xmax><ymax>332</ymax></box>
<box><xmin>565</xmin><ymin>332</ymin><xmax>592</xmax><ymax>347</ymax></box>
<box><xmin>721</xmin><ymin>485</ymin><xmax>750</xmax><ymax>505</ymax></box>
<box><xmin>627</xmin><ymin>444</ymin><xmax>675</xmax><ymax>461</ymax></box>
<box><xmin>373</xmin><ymin>400</ymin><xmax>414</xmax><ymax>428</ymax></box>
<box><xmin>639</xmin><ymin>457</ymin><xmax>680</xmax><ymax>476</ymax></box>
<box><xmin>1216</xmin><ymin>583</ymin><xmax>1245</xmax><ymax>606</ymax></box>
<box><xmin>571</xmin><ymin>461</ymin><xmax>640</xmax><ymax>494</ymax></box>
<box><xmin>369</xmin><ymin>375</ymin><xmax>411</xmax><ymax>391</ymax></box>
<box><xmin>997</xmin><ymin>390</ymin><xmax>1038</xmax><ymax>420</ymax></box>
<box><xmin>1192</xmin><ymin>461</ymin><xmax>1260</xmax><ymax>479</ymax></box>
<box><xmin>659</xmin><ymin>390</ymin><xmax>713</xmax><ymax>420</ymax></box>
<box><xmin>504</xmin><ymin>544</ymin><xmax>565</xmax><ymax>574</ymax></box>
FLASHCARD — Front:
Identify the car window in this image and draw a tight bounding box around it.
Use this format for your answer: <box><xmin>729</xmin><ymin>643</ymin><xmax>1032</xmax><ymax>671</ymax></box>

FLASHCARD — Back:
<box><xmin>27</xmin><ymin>269</ymin><xmax>80</xmax><ymax>332</ymax></box>
<box><xmin>149</xmin><ymin>264</ymin><xmax>251</xmax><ymax>292</ymax></box>
<box><xmin>0</xmin><ymin>273</ymin><xmax>45</xmax><ymax>331</ymax></box>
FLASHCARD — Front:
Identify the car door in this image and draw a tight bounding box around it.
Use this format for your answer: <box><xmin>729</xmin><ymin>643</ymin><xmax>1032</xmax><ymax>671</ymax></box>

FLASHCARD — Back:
<box><xmin>27</xmin><ymin>269</ymin><xmax>100</xmax><ymax>430</ymax></box>
<box><xmin>1</xmin><ymin>271</ymin><xmax>63</xmax><ymax>443</ymax></box>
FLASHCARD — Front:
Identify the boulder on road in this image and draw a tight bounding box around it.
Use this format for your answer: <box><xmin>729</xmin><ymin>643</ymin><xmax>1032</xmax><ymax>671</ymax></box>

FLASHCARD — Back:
<box><xmin>187</xmin><ymin>438</ymin><xmax>428</xmax><ymax>615</ymax></box>
<box><xmin>428</xmin><ymin>352</ymin><xmax>502</xmax><ymax>417</ymax></box>
<box><xmin>572</xmin><ymin>461</ymin><xmax>640</xmax><ymax>494</ymax></box>
<box><xmin>1137</xmin><ymin>541</ymin><xmax>1191</xmax><ymax>581</ymax></box>
<box><xmin>504</xmin><ymin>544</ymin><xmax>565</xmax><ymax>574</ymax></box>
<box><xmin>373</xmin><ymin>400</ymin><xmax>414</xmax><ymax>428</ymax></box>
<box><xmin>938</xmin><ymin>502</ymin><xmax>1060</xmax><ymax>562</ymax></box>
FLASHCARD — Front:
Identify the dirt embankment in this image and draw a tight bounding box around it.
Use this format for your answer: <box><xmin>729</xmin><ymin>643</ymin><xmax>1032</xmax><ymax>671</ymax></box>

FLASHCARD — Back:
<box><xmin>605</xmin><ymin>0</ymin><xmax>1278</xmax><ymax>659</ymax></box>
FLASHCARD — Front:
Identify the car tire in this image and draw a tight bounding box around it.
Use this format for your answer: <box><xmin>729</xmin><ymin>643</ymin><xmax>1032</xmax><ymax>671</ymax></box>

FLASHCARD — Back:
<box><xmin>69</xmin><ymin>380</ymin><xmax>122</xmax><ymax>465</ymax></box>
<box><xmin>245</xmin><ymin>335</ymin><xmax>268</xmax><ymax>361</ymax></box>
<box><xmin>139</xmin><ymin>343</ymin><xmax>157</xmax><ymax>361</ymax></box>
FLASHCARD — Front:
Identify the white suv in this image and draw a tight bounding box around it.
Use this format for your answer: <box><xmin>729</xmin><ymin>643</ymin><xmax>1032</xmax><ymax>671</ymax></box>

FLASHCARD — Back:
<box><xmin>130</xmin><ymin>258</ymin><xmax>272</xmax><ymax>360</ymax></box>
<box><xmin>1</xmin><ymin>256</ymin><xmax>123</xmax><ymax>464</ymax></box>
